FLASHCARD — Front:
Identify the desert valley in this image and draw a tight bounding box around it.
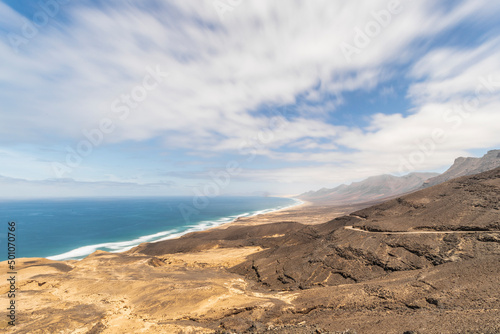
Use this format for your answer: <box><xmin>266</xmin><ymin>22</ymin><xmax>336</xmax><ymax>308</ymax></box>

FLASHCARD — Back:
<box><xmin>2</xmin><ymin>151</ymin><xmax>499</xmax><ymax>334</ymax></box>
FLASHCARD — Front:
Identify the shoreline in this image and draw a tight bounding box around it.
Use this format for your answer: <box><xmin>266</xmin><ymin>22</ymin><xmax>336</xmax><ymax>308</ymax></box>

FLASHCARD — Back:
<box><xmin>207</xmin><ymin>198</ymin><xmax>310</xmax><ymax>230</ymax></box>
<box><xmin>45</xmin><ymin>197</ymin><xmax>305</xmax><ymax>261</ymax></box>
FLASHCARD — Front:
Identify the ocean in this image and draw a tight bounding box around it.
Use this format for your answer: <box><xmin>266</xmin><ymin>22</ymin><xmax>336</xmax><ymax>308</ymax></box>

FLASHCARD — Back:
<box><xmin>1</xmin><ymin>196</ymin><xmax>299</xmax><ymax>261</ymax></box>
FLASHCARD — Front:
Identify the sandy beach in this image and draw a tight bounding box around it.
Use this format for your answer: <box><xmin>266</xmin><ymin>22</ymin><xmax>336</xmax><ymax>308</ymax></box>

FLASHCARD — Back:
<box><xmin>211</xmin><ymin>198</ymin><xmax>376</xmax><ymax>230</ymax></box>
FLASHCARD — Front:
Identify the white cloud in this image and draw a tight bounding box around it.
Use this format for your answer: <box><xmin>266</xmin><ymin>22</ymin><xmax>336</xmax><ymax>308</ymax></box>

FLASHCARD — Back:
<box><xmin>1</xmin><ymin>0</ymin><xmax>480</xmax><ymax>147</ymax></box>
<box><xmin>1</xmin><ymin>0</ymin><xmax>499</xmax><ymax>194</ymax></box>
<box><xmin>408</xmin><ymin>38</ymin><xmax>500</xmax><ymax>103</ymax></box>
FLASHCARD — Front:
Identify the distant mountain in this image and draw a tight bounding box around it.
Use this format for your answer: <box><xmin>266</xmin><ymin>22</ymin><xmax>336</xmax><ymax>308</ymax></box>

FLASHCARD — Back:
<box><xmin>423</xmin><ymin>149</ymin><xmax>500</xmax><ymax>188</ymax></box>
<box><xmin>299</xmin><ymin>172</ymin><xmax>438</xmax><ymax>205</ymax></box>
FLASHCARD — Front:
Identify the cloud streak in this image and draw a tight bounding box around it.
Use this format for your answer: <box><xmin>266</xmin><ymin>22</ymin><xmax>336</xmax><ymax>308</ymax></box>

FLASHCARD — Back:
<box><xmin>1</xmin><ymin>0</ymin><xmax>499</xmax><ymax>196</ymax></box>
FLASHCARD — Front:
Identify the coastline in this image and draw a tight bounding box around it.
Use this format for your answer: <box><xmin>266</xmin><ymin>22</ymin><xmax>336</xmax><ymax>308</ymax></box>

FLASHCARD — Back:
<box><xmin>207</xmin><ymin>198</ymin><xmax>310</xmax><ymax>230</ymax></box>
<box><xmin>44</xmin><ymin>195</ymin><xmax>383</xmax><ymax>261</ymax></box>
<box><xmin>46</xmin><ymin>197</ymin><xmax>305</xmax><ymax>261</ymax></box>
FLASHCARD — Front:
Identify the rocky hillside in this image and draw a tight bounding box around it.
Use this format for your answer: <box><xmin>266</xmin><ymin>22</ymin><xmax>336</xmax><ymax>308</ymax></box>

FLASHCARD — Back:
<box><xmin>2</xmin><ymin>168</ymin><xmax>499</xmax><ymax>333</ymax></box>
<box><xmin>136</xmin><ymin>167</ymin><xmax>500</xmax><ymax>332</ymax></box>
<box><xmin>423</xmin><ymin>149</ymin><xmax>500</xmax><ymax>187</ymax></box>
<box><xmin>231</xmin><ymin>167</ymin><xmax>500</xmax><ymax>291</ymax></box>
<box><xmin>299</xmin><ymin>172</ymin><xmax>438</xmax><ymax>205</ymax></box>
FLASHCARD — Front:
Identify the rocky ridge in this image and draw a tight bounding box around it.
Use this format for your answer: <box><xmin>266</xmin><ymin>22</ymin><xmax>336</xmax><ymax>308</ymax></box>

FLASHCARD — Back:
<box><xmin>423</xmin><ymin>149</ymin><xmax>500</xmax><ymax>187</ymax></box>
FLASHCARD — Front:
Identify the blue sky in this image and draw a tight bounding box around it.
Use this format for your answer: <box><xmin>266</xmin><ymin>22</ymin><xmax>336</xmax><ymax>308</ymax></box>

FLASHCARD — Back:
<box><xmin>1</xmin><ymin>0</ymin><xmax>500</xmax><ymax>198</ymax></box>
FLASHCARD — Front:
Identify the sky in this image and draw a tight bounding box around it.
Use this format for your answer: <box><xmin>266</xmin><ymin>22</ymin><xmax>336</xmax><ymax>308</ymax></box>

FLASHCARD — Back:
<box><xmin>1</xmin><ymin>0</ymin><xmax>500</xmax><ymax>199</ymax></box>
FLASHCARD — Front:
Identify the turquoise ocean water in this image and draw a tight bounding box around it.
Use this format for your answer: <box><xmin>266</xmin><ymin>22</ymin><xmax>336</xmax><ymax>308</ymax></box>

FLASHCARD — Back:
<box><xmin>1</xmin><ymin>196</ymin><xmax>299</xmax><ymax>261</ymax></box>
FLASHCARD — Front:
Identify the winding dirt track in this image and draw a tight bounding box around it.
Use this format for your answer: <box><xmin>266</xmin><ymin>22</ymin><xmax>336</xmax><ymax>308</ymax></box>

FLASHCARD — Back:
<box><xmin>344</xmin><ymin>226</ymin><xmax>500</xmax><ymax>234</ymax></box>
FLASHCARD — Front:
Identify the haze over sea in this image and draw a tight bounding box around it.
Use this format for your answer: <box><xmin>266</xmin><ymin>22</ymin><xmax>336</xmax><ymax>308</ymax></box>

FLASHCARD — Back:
<box><xmin>1</xmin><ymin>196</ymin><xmax>298</xmax><ymax>261</ymax></box>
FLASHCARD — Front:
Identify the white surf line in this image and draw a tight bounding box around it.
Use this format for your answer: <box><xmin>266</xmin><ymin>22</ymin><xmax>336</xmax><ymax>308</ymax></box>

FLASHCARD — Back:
<box><xmin>344</xmin><ymin>226</ymin><xmax>500</xmax><ymax>234</ymax></box>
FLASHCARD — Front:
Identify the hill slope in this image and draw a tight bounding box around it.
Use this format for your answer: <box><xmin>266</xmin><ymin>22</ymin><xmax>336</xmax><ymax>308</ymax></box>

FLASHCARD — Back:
<box><xmin>231</xmin><ymin>167</ymin><xmax>500</xmax><ymax>290</ymax></box>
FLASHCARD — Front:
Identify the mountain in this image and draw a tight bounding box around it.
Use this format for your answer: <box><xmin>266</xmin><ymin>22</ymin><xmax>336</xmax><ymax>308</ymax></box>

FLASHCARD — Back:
<box><xmin>299</xmin><ymin>149</ymin><xmax>500</xmax><ymax>206</ymax></box>
<box><xmin>4</xmin><ymin>167</ymin><xmax>499</xmax><ymax>333</ymax></box>
<box><xmin>299</xmin><ymin>172</ymin><xmax>438</xmax><ymax>205</ymax></box>
<box><xmin>423</xmin><ymin>149</ymin><xmax>500</xmax><ymax>187</ymax></box>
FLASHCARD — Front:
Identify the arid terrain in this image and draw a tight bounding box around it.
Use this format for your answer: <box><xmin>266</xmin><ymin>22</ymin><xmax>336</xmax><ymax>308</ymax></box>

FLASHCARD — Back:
<box><xmin>1</xmin><ymin>168</ymin><xmax>499</xmax><ymax>333</ymax></box>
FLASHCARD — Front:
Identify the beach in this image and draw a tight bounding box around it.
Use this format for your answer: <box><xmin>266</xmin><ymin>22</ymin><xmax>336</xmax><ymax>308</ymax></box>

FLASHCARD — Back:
<box><xmin>211</xmin><ymin>198</ymin><xmax>381</xmax><ymax>229</ymax></box>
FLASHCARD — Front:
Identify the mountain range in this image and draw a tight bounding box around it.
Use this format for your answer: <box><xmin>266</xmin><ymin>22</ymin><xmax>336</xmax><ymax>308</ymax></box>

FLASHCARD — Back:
<box><xmin>300</xmin><ymin>149</ymin><xmax>500</xmax><ymax>205</ymax></box>
<box><xmin>423</xmin><ymin>149</ymin><xmax>500</xmax><ymax>187</ymax></box>
<box><xmin>299</xmin><ymin>172</ymin><xmax>438</xmax><ymax>205</ymax></box>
